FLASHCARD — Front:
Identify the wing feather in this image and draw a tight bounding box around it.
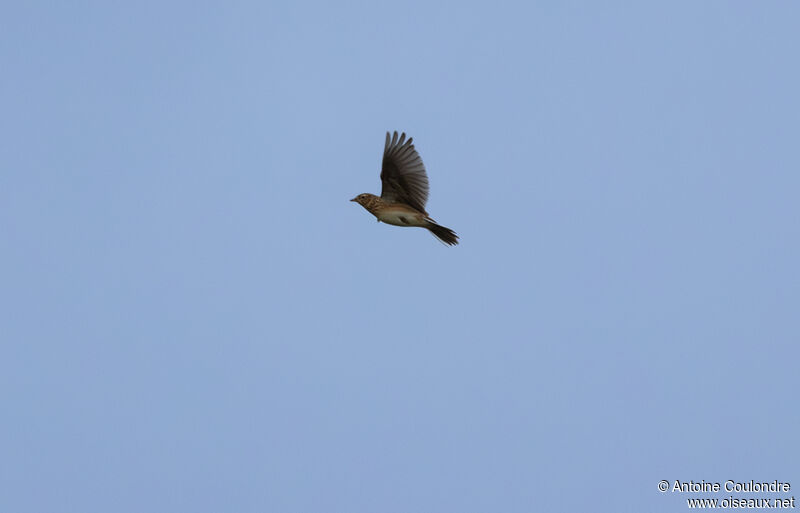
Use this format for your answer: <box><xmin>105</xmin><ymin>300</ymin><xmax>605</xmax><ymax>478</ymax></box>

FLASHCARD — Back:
<box><xmin>380</xmin><ymin>131</ymin><xmax>429</xmax><ymax>213</ymax></box>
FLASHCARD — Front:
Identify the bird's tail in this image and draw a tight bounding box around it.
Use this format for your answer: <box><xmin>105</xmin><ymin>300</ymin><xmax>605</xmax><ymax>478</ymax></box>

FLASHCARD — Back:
<box><xmin>426</xmin><ymin>220</ymin><xmax>459</xmax><ymax>246</ymax></box>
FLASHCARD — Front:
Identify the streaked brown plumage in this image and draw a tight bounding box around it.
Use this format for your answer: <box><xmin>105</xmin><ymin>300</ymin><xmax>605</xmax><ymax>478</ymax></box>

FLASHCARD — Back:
<box><xmin>351</xmin><ymin>132</ymin><xmax>459</xmax><ymax>246</ymax></box>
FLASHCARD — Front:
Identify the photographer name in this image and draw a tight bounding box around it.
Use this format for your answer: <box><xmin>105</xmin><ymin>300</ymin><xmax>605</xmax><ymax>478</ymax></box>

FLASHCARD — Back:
<box><xmin>673</xmin><ymin>480</ymin><xmax>791</xmax><ymax>493</ymax></box>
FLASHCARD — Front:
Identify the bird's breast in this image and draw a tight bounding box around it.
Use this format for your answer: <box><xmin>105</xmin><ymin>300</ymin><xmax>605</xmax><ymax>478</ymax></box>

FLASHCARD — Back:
<box><xmin>376</xmin><ymin>208</ymin><xmax>426</xmax><ymax>227</ymax></box>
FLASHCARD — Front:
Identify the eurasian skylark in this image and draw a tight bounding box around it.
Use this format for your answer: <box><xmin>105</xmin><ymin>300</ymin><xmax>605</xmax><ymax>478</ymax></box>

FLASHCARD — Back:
<box><xmin>351</xmin><ymin>131</ymin><xmax>459</xmax><ymax>246</ymax></box>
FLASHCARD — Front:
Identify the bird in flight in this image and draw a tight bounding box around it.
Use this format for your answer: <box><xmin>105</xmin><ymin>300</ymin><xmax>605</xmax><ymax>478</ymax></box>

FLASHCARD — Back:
<box><xmin>351</xmin><ymin>131</ymin><xmax>459</xmax><ymax>246</ymax></box>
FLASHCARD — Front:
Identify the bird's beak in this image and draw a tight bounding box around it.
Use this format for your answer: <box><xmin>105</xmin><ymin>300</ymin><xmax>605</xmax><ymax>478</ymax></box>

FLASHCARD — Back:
<box><xmin>350</xmin><ymin>197</ymin><xmax>357</xmax><ymax>202</ymax></box>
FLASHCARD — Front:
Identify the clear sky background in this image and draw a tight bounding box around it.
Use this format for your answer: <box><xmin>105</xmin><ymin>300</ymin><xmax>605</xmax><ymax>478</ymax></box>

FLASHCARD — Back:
<box><xmin>2</xmin><ymin>1</ymin><xmax>798</xmax><ymax>512</ymax></box>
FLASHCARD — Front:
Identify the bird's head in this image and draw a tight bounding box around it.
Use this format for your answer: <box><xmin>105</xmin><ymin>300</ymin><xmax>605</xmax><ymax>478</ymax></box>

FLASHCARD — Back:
<box><xmin>350</xmin><ymin>193</ymin><xmax>376</xmax><ymax>206</ymax></box>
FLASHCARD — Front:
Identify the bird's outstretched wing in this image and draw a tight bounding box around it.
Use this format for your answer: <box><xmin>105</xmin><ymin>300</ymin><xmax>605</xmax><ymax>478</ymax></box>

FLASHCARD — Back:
<box><xmin>380</xmin><ymin>131</ymin><xmax>429</xmax><ymax>214</ymax></box>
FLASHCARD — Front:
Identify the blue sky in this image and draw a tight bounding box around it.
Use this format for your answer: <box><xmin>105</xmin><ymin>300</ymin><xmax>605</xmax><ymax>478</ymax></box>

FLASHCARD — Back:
<box><xmin>2</xmin><ymin>1</ymin><xmax>798</xmax><ymax>511</ymax></box>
